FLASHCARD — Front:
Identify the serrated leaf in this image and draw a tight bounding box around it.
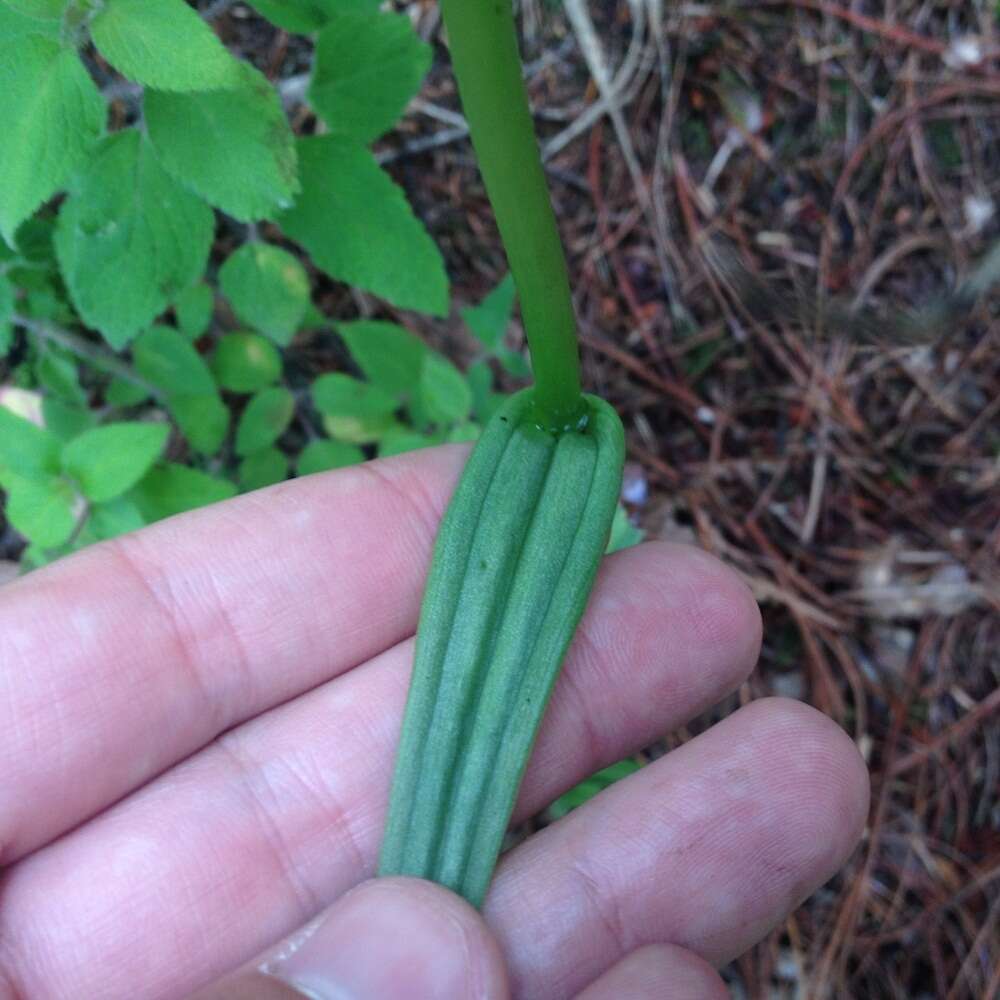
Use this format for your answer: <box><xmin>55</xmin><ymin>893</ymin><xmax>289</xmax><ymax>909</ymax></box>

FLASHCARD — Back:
<box><xmin>54</xmin><ymin>130</ymin><xmax>214</xmax><ymax>349</ymax></box>
<box><xmin>0</xmin><ymin>3</ymin><xmax>61</xmax><ymax>39</ymax></box>
<box><xmin>235</xmin><ymin>386</ymin><xmax>294</xmax><ymax>456</ymax></box>
<box><xmin>238</xmin><ymin>446</ymin><xmax>287</xmax><ymax>491</ymax></box>
<box><xmin>467</xmin><ymin>360</ymin><xmax>494</xmax><ymax>418</ymax></box>
<box><xmin>547</xmin><ymin>758</ymin><xmax>642</xmax><ymax>820</ymax></box>
<box><xmin>61</xmin><ymin>421</ymin><xmax>169</xmax><ymax>502</ymax></box>
<box><xmin>3</xmin><ymin>0</ymin><xmax>66</xmax><ymax>18</ymax></box>
<box><xmin>174</xmin><ymin>283</ymin><xmax>214</xmax><ymax>339</ymax></box>
<box><xmin>36</xmin><ymin>349</ymin><xmax>85</xmax><ymax>404</ymax></box>
<box><xmin>0</xmin><ymin>403</ymin><xmax>60</xmax><ymax>478</ymax></box>
<box><xmin>498</xmin><ymin>346</ymin><xmax>531</xmax><ymax>378</ymax></box>
<box><xmin>418</xmin><ymin>352</ymin><xmax>471</xmax><ymax>425</ymax></box>
<box><xmin>447</xmin><ymin>421</ymin><xmax>481</xmax><ymax>443</ymax></box>
<box><xmin>90</xmin><ymin>0</ymin><xmax>241</xmax><ymax>92</ymax></box>
<box><xmin>218</xmin><ymin>242</ymin><xmax>308</xmax><ymax>345</ymax></box>
<box><xmin>310</xmin><ymin>11</ymin><xmax>430</xmax><ymax>143</ymax></box>
<box><xmin>312</xmin><ymin>372</ymin><xmax>397</xmax><ymax>420</ymax></box>
<box><xmin>0</xmin><ymin>37</ymin><xmax>105</xmax><ymax>244</ymax></box>
<box><xmin>336</xmin><ymin>320</ymin><xmax>426</xmax><ymax>399</ymax></box>
<box><xmin>105</xmin><ymin>377</ymin><xmax>148</xmax><ymax>407</ymax></box>
<box><xmin>131</xmin><ymin>325</ymin><xmax>226</xmax><ymax>454</ymax></box>
<box><xmin>212</xmin><ymin>331</ymin><xmax>282</xmax><ymax>393</ymax></box>
<box><xmin>5</xmin><ymin>471</ymin><xmax>76</xmax><ymax>547</ymax></box>
<box><xmin>276</xmin><ymin>136</ymin><xmax>448</xmax><ymax>317</ymax></box>
<box><xmin>377</xmin><ymin>428</ymin><xmax>444</xmax><ymax>458</ymax></box>
<box><xmin>133</xmin><ymin>325</ymin><xmax>215</xmax><ymax>397</ymax></box>
<box><xmin>322</xmin><ymin>412</ymin><xmax>396</xmax><ymax>445</ymax></box>
<box><xmin>146</xmin><ymin>63</ymin><xmax>299</xmax><ymax>222</ymax></box>
<box><xmin>129</xmin><ymin>462</ymin><xmax>236</xmax><ymax>521</ymax></box>
<box><xmin>606</xmin><ymin>504</ymin><xmax>644</xmax><ymax>554</ymax></box>
<box><xmin>462</xmin><ymin>273</ymin><xmax>516</xmax><ymax>351</ymax></box>
<box><xmin>245</xmin><ymin>0</ymin><xmax>374</xmax><ymax>33</ymax></box>
<box><xmin>169</xmin><ymin>393</ymin><xmax>228</xmax><ymax>456</ymax></box>
<box><xmin>42</xmin><ymin>398</ymin><xmax>94</xmax><ymax>441</ymax></box>
<box><xmin>88</xmin><ymin>496</ymin><xmax>145</xmax><ymax>540</ymax></box>
<box><xmin>13</xmin><ymin>216</ymin><xmax>57</xmax><ymax>263</ymax></box>
<box><xmin>296</xmin><ymin>438</ymin><xmax>363</xmax><ymax>476</ymax></box>
<box><xmin>0</xmin><ymin>273</ymin><xmax>14</xmax><ymax>351</ymax></box>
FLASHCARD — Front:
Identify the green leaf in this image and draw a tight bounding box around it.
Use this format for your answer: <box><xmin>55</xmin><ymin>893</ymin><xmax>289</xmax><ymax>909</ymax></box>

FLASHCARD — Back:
<box><xmin>498</xmin><ymin>346</ymin><xmax>531</xmax><ymax>378</ymax></box>
<box><xmin>132</xmin><ymin>325</ymin><xmax>215</xmax><ymax>397</ymax></box>
<box><xmin>145</xmin><ymin>63</ymin><xmax>299</xmax><ymax>222</ymax></box>
<box><xmin>446</xmin><ymin>421</ymin><xmax>481</xmax><ymax>443</ymax></box>
<box><xmin>169</xmin><ymin>393</ymin><xmax>228</xmax><ymax>456</ymax></box>
<box><xmin>310</xmin><ymin>10</ymin><xmax>431</xmax><ymax>143</ymax></box>
<box><xmin>0</xmin><ymin>37</ymin><xmax>105</xmax><ymax>244</ymax></box>
<box><xmin>61</xmin><ymin>421</ymin><xmax>169</xmax><ymax>502</ymax></box>
<box><xmin>296</xmin><ymin>438</ymin><xmax>363</xmax><ymax>476</ymax></box>
<box><xmin>244</xmin><ymin>0</ymin><xmax>372</xmax><ymax>33</ymax></box>
<box><xmin>5</xmin><ymin>472</ymin><xmax>76</xmax><ymax>548</ymax></box>
<box><xmin>129</xmin><ymin>462</ymin><xmax>236</xmax><ymax>521</ymax></box>
<box><xmin>238</xmin><ymin>446</ymin><xmax>288</xmax><ymax>491</ymax></box>
<box><xmin>467</xmin><ymin>360</ymin><xmax>493</xmax><ymax>417</ymax></box>
<box><xmin>218</xmin><ymin>243</ymin><xmax>308</xmax><ymax>345</ymax></box>
<box><xmin>54</xmin><ymin>131</ymin><xmax>214</xmax><ymax>349</ymax></box>
<box><xmin>235</xmin><ymin>386</ymin><xmax>294</xmax><ymax>457</ymax></box>
<box><xmin>105</xmin><ymin>377</ymin><xmax>148</xmax><ymax>407</ymax></box>
<box><xmin>88</xmin><ymin>496</ymin><xmax>145</xmax><ymax>540</ymax></box>
<box><xmin>277</xmin><ymin>136</ymin><xmax>448</xmax><ymax>317</ymax></box>
<box><xmin>2</xmin><ymin>0</ymin><xmax>66</xmax><ymax>19</ymax></box>
<box><xmin>377</xmin><ymin>428</ymin><xmax>444</xmax><ymax>458</ymax></box>
<box><xmin>606</xmin><ymin>504</ymin><xmax>644</xmax><ymax>554</ymax></box>
<box><xmin>212</xmin><ymin>331</ymin><xmax>282</xmax><ymax>393</ymax></box>
<box><xmin>322</xmin><ymin>412</ymin><xmax>397</xmax><ymax>445</ymax></box>
<box><xmin>90</xmin><ymin>0</ymin><xmax>241</xmax><ymax>92</ymax></box>
<box><xmin>131</xmin><ymin>325</ymin><xmax>225</xmax><ymax>454</ymax></box>
<box><xmin>312</xmin><ymin>372</ymin><xmax>397</xmax><ymax>420</ymax></box>
<box><xmin>42</xmin><ymin>397</ymin><xmax>94</xmax><ymax>440</ymax></box>
<box><xmin>0</xmin><ymin>403</ymin><xmax>60</xmax><ymax>478</ymax></box>
<box><xmin>12</xmin><ymin>215</ymin><xmax>57</xmax><ymax>263</ymax></box>
<box><xmin>461</xmin><ymin>273</ymin><xmax>516</xmax><ymax>351</ymax></box>
<box><xmin>0</xmin><ymin>272</ymin><xmax>14</xmax><ymax>352</ymax></box>
<box><xmin>173</xmin><ymin>283</ymin><xmax>214</xmax><ymax>339</ymax></box>
<box><xmin>336</xmin><ymin>320</ymin><xmax>426</xmax><ymax>399</ymax></box>
<box><xmin>36</xmin><ymin>349</ymin><xmax>85</xmax><ymax>404</ymax></box>
<box><xmin>0</xmin><ymin>3</ymin><xmax>62</xmax><ymax>39</ymax></box>
<box><xmin>547</xmin><ymin>759</ymin><xmax>642</xmax><ymax>820</ymax></box>
<box><xmin>418</xmin><ymin>352</ymin><xmax>471</xmax><ymax>425</ymax></box>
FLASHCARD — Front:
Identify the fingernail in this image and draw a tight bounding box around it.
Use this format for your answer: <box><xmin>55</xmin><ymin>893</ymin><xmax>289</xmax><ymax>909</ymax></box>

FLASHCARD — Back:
<box><xmin>262</xmin><ymin>879</ymin><xmax>497</xmax><ymax>1000</ymax></box>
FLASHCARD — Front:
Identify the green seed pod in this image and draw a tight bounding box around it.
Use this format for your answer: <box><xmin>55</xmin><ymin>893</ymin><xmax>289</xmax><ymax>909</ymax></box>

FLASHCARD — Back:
<box><xmin>379</xmin><ymin>387</ymin><xmax>625</xmax><ymax>907</ymax></box>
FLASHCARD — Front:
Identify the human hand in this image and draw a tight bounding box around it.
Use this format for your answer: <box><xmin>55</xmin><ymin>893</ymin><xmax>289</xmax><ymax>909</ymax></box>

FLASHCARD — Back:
<box><xmin>0</xmin><ymin>446</ymin><xmax>868</xmax><ymax>999</ymax></box>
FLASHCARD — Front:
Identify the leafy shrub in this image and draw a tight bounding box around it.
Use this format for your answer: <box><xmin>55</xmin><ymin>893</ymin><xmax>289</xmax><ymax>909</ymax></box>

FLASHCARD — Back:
<box><xmin>0</xmin><ymin>0</ymin><xmax>535</xmax><ymax>569</ymax></box>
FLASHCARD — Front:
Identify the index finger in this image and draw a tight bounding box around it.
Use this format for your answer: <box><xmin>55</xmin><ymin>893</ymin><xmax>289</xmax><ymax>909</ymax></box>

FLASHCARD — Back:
<box><xmin>0</xmin><ymin>446</ymin><xmax>467</xmax><ymax>864</ymax></box>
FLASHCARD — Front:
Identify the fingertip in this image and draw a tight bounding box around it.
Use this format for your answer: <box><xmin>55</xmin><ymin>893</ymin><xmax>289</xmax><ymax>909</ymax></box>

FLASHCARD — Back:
<box><xmin>744</xmin><ymin>697</ymin><xmax>871</xmax><ymax>868</ymax></box>
<box><xmin>262</xmin><ymin>878</ymin><xmax>509</xmax><ymax>1000</ymax></box>
<box><xmin>607</xmin><ymin>539</ymin><xmax>762</xmax><ymax>682</ymax></box>
<box><xmin>576</xmin><ymin>943</ymin><xmax>727</xmax><ymax>1000</ymax></box>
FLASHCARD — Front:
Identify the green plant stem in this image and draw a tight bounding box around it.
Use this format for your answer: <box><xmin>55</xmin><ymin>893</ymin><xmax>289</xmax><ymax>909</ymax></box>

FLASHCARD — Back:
<box><xmin>440</xmin><ymin>0</ymin><xmax>583</xmax><ymax>431</ymax></box>
<box><xmin>15</xmin><ymin>316</ymin><xmax>160</xmax><ymax>399</ymax></box>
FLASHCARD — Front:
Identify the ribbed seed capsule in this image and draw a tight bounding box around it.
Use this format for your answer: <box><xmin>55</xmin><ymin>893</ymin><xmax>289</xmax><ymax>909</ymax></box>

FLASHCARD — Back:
<box><xmin>379</xmin><ymin>387</ymin><xmax>625</xmax><ymax>907</ymax></box>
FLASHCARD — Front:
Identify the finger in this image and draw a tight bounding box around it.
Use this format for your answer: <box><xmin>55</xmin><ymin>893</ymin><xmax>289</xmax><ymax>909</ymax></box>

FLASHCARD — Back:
<box><xmin>0</xmin><ymin>543</ymin><xmax>761</xmax><ymax>1000</ymax></box>
<box><xmin>485</xmin><ymin>699</ymin><xmax>869</xmax><ymax>998</ymax></box>
<box><xmin>258</xmin><ymin>878</ymin><xmax>509</xmax><ymax>1000</ymax></box>
<box><xmin>0</xmin><ymin>446</ymin><xmax>467</xmax><ymax>863</ymax></box>
<box><xmin>575</xmin><ymin>944</ymin><xmax>727</xmax><ymax>1000</ymax></box>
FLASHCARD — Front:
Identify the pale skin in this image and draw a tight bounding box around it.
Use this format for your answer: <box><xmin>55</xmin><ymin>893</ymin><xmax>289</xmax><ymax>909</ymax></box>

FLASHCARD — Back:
<box><xmin>0</xmin><ymin>445</ymin><xmax>869</xmax><ymax>999</ymax></box>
